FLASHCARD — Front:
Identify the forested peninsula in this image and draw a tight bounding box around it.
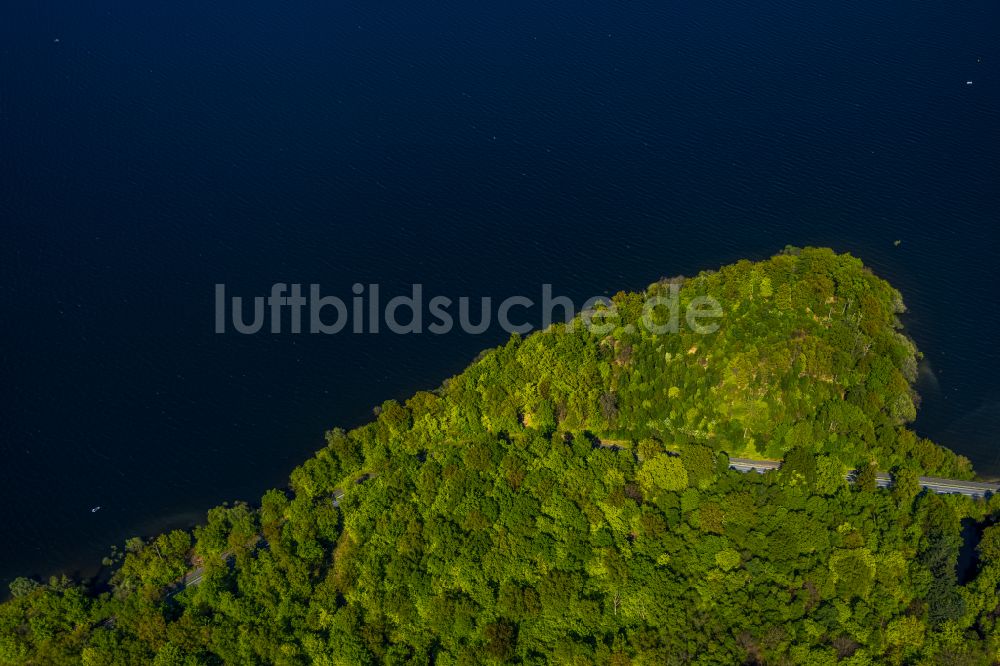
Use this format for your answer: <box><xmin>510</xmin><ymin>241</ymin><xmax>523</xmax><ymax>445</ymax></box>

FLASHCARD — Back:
<box><xmin>3</xmin><ymin>247</ymin><xmax>1000</xmax><ymax>665</ymax></box>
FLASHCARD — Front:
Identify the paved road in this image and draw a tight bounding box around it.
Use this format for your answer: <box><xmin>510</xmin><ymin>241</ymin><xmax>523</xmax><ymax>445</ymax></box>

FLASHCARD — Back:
<box><xmin>179</xmin><ymin>568</ymin><xmax>205</xmax><ymax>589</ymax></box>
<box><xmin>137</xmin><ymin>459</ymin><xmax>995</xmax><ymax>613</ymax></box>
<box><xmin>729</xmin><ymin>457</ymin><xmax>1000</xmax><ymax>498</ymax></box>
<box><xmin>170</xmin><ymin>489</ymin><xmax>347</xmax><ymax>595</ymax></box>
<box><xmin>173</xmin><ymin>462</ymin><xmax>994</xmax><ymax>598</ymax></box>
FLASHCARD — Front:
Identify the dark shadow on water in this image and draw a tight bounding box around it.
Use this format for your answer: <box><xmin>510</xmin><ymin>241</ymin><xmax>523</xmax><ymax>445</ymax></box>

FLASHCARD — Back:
<box><xmin>957</xmin><ymin>516</ymin><xmax>1000</xmax><ymax>586</ymax></box>
<box><xmin>957</xmin><ymin>518</ymin><xmax>979</xmax><ymax>585</ymax></box>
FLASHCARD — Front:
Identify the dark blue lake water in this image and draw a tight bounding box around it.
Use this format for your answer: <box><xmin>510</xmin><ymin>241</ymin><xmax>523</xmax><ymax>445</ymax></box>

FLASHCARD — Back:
<box><xmin>1</xmin><ymin>0</ymin><xmax>998</xmax><ymax>587</ymax></box>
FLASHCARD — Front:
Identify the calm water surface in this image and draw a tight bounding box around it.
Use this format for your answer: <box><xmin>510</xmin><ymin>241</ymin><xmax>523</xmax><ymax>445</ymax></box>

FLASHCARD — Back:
<box><xmin>1</xmin><ymin>0</ymin><xmax>998</xmax><ymax>586</ymax></box>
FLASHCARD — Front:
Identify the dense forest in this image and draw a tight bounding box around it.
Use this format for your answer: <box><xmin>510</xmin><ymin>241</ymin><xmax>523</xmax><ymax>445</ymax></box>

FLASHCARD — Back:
<box><xmin>3</xmin><ymin>247</ymin><xmax>999</xmax><ymax>665</ymax></box>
